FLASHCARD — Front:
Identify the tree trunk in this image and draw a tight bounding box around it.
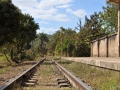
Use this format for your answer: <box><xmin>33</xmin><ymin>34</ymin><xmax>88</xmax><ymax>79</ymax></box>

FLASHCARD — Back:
<box><xmin>4</xmin><ymin>52</ymin><xmax>11</xmax><ymax>64</ymax></box>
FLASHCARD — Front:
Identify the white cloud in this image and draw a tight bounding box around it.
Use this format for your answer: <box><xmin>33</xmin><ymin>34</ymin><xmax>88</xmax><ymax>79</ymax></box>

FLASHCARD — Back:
<box><xmin>37</xmin><ymin>27</ymin><xmax>58</xmax><ymax>34</ymax></box>
<box><xmin>37</xmin><ymin>0</ymin><xmax>73</xmax><ymax>9</ymax></box>
<box><xmin>53</xmin><ymin>14</ymin><xmax>69</xmax><ymax>22</ymax></box>
<box><xmin>39</xmin><ymin>21</ymin><xmax>49</xmax><ymax>24</ymax></box>
<box><xmin>56</xmin><ymin>4</ymin><xmax>72</xmax><ymax>8</ymax></box>
<box><xmin>12</xmin><ymin>0</ymin><xmax>87</xmax><ymax>34</ymax></box>
<box><xmin>66</xmin><ymin>9</ymin><xmax>87</xmax><ymax>17</ymax></box>
<box><xmin>12</xmin><ymin>0</ymin><xmax>73</xmax><ymax>22</ymax></box>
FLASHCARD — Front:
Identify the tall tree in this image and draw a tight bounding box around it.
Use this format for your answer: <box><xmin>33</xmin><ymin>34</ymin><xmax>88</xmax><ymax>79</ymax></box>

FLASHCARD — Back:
<box><xmin>38</xmin><ymin>33</ymin><xmax>49</xmax><ymax>55</ymax></box>
<box><xmin>50</xmin><ymin>27</ymin><xmax>76</xmax><ymax>56</ymax></box>
<box><xmin>74</xmin><ymin>13</ymin><xmax>103</xmax><ymax>57</ymax></box>
<box><xmin>99</xmin><ymin>4</ymin><xmax>118</xmax><ymax>34</ymax></box>
<box><xmin>0</xmin><ymin>0</ymin><xmax>22</xmax><ymax>45</ymax></box>
<box><xmin>75</xmin><ymin>18</ymin><xmax>82</xmax><ymax>31</ymax></box>
<box><xmin>48</xmin><ymin>31</ymin><xmax>61</xmax><ymax>55</ymax></box>
<box><xmin>12</xmin><ymin>14</ymin><xmax>39</xmax><ymax>54</ymax></box>
<box><xmin>89</xmin><ymin>12</ymin><xmax>105</xmax><ymax>40</ymax></box>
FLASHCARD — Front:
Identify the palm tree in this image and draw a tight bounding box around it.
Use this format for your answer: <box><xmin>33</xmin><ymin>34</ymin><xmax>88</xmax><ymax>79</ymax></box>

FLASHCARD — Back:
<box><xmin>38</xmin><ymin>33</ymin><xmax>49</xmax><ymax>55</ymax></box>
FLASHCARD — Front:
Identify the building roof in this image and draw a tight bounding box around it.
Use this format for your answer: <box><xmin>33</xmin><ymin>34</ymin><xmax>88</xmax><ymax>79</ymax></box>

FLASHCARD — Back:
<box><xmin>107</xmin><ymin>0</ymin><xmax>120</xmax><ymax>4</ymax></box>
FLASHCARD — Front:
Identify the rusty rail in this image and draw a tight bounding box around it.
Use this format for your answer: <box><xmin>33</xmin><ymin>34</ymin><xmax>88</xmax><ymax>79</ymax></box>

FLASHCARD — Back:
<box><xmin>0</xmin><ymin>58</ymin><xmax>45</xmax><ymax>90</ymax></box>
<box><xmin>55</xmin><ymin>61</ymin><xmax>93</xmax><ymax>90</ymax></box>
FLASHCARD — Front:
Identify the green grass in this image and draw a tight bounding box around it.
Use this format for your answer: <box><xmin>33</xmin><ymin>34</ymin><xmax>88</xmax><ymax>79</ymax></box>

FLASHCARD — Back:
<box><xmin>0</xmin><ymin>53</ymin><xmax>11</xmax><ymax>63</ymax></box>
<box><xmin>0</xmin><ymin>67</ymin><xmax>10</xmax><ymax>74</ymax></box>
<box><xmin>0</xmin><ymin>54</ymin><xmax>6</xmax><ymax>62</ymax></box>
<box><xmin>55</xmin><ymin>59</ymin><xmax>120</xmax><ymax>90</ymax></box>
<box><xmin>0</xmin><ymin>54</ymin><xmax>13</xmax><ymax>74</ymax></box>
<box><xmin>0</xmin><ymin>53</ymin><xmax>12</xmax><ymax>67</ymax></box>
<box><xmin>12</xmin><ymin>83</ymin><xmax>22</xmax><ymax>90</ymax></box>
<box><xmin>40</xmin><ymin>65</ymin><xmax>54</xmax><ymax>76</ymax></box>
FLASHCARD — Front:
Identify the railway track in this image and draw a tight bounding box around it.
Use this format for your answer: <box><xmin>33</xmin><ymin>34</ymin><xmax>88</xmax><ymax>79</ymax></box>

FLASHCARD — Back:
<box><xmin>0</xmin><ymin>58</ymin><xmax>45</xmax><ymax>90</ymax></box>
<box><xmin>54</xmin><ymin>60</ymin><xmax>93</xmax><ymax>90</ymax></box>
<box><xmin>0</xmin><ymin>58</ymin><xmax>93</xmax><ymax>90</ymax></box>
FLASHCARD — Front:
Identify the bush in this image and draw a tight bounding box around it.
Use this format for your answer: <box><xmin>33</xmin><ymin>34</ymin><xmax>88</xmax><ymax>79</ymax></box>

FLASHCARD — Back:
<box><xmin>25</xmin><ymin>49</ymin><xmax>35</xmax><ymax>60</ymax></box>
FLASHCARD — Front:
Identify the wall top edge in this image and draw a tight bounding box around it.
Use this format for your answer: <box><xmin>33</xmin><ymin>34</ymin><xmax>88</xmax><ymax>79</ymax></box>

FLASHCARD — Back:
<box><xmin>91</xmin><ymin>33</ymin><xmax>117</xmax><ymax>43</ymax></box>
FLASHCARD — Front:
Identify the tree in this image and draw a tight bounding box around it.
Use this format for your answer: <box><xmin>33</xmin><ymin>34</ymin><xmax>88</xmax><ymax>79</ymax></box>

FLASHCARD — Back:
<box><xmin>38</xmin><ymin>33</ymin><xmax>49</xmax><ymax>55</ymax></box>
<box><xmin>48</xmin><ymin>31</ymin><xmax>61</xmax><ymax>55</ymax></box>
<box><xmin>75</xmin><ymin>18</ymin><xmax>82</xmax><ymax>31</ymax></box>
<box><xmin>49</xmin><ymin>27</ymin><xmax>76</xmax><ymax>56</ymax></box>
<box><xmin>74</xmin><ymin>13</ymin><xmax>103</xmax><ymax>57</ymax></box>
<box><xmin>0</xmin><ymin>0</ymin><xmax>22</xmax><ymax>45</ymax></box>
<box><xmin>99</xmin><ymin>4</ymin><xmax>118</xmax><ymax>34</ymax></box>
<box><xmin>0</xmin><ymin>0</ymin><xmax>40</xmax><ymax>64</ymax></box>
<box><xmin>12</xmin><ymin>14</ymin><xmax>39</xmax><ymax>54</ymax></box>
<box><xmin>89</xmin><ymin>12</ymin><xmax>105</xmax><ymax>40</ymax></box>
<box><xmin>61</xmin><ymin>28</ymin><xmax>76</xmax><ymax>56</ymax></box>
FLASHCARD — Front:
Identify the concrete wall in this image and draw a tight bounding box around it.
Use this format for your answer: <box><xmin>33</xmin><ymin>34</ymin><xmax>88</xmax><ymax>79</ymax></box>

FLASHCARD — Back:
<box><xmin>108</xmin><ymin>35</ymin><xmax>118</xmax><ymax>57</ymax></box>
<box><xmin>92</xmin><ymin>41</ymin><xmax>98</xmax><ymax>57</ymax></box>
<box><xmin>91</xmin><ymin>34</ymin><xmax>118</xmax><ymax>57</ymax></box>
<box><xmin>99</xmin><ymin>37</ymin><xmax>107</xmax><ymax>57</ymax></box>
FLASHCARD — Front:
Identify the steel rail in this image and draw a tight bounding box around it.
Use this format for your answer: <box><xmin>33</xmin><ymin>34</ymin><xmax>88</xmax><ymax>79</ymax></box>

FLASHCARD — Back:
<box><xmin>54</xmin><ymin>61</ymin><xmax>93</xmax><ymax>90</ymax></box>
<box><xmin>0</xmin><ymin>58</ymin><xmax>45</xmax><ymax>90</ymax></box>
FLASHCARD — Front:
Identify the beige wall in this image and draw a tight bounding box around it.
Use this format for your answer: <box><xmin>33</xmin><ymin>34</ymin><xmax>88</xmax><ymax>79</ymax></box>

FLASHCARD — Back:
<box><xmin>108</xmin><ymin>35</ymin><xmax>118</xmax><ymax>57</ymax></box>
<box><xmin>99</xmin><ymin>38</ymin><xmax>107</xmax><ymax>57</ymax></box>
<box><xmin>91</xmin><ymin>34</ymin><xmax>118</xmax><ymax>57</ymax></box>
<box><xmin>92</xmin><ymin>41</ymin><xmax>98</xmax><ymax>57</ymax></box>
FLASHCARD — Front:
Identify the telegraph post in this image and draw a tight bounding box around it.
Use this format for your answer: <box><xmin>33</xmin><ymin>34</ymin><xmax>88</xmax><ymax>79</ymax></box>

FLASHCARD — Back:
<box><xmin>107</xmin><ymin>0</ymin><xmax>120</xmax><ymax>57</ymax></box>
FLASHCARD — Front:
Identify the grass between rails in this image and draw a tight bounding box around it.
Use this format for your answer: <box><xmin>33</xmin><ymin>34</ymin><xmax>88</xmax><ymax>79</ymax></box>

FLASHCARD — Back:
<box><xmin>55</xmin><ymin>59</ymin><xmax>120</xmax><ymax>90</ymax></box>
<box><xmin>23</xmin><ymin>59</ymin><xmax>76</xmax><ymax>90</ymax></box>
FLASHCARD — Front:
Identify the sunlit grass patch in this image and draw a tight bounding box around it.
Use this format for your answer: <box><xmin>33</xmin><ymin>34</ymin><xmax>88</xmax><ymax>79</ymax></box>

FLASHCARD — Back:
<box><xmin>0</xmin><ymin>54</ymin><xmax>6</xmax><ymax>62</ymax></box>
<box><xmin>0</xmin><ymin>53</ymin><xmax>12</xmax><ymax>67</ymax></box>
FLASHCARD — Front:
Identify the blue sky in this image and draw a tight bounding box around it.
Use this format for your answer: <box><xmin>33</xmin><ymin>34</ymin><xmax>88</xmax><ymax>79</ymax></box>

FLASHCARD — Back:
<box><xmin>12</xmin><ymin>0</ymin><xmax>107</xmax><ymax>34</ymax></box>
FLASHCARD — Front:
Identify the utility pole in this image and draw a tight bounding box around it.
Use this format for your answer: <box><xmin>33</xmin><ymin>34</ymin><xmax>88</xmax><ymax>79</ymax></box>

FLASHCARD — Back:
<box><xmin>107</xmin><ymin>0</ymin><xmax>120</xmax><ymax>57</ymax></box>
